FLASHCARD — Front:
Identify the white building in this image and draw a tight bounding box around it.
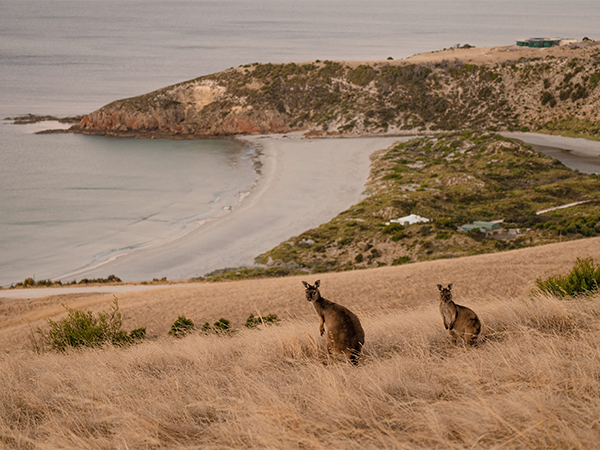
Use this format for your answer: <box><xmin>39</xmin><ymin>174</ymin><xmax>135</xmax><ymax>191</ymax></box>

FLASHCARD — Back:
<box><xmin>388</xmin><ymin>214</ymin><xmax>430</xmax><ymax>226</ymax></box>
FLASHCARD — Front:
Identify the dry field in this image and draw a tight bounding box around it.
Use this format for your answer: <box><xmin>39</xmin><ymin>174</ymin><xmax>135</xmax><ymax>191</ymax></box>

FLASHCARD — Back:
<box><xmin>1</xmin><ymin>238</ymin><xmax>600</xmax><ymax>449</ymax></box>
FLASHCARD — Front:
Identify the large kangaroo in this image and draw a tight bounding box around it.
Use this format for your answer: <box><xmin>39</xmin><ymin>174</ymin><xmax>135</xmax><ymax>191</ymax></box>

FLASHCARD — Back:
<box><xmin>438</xmin><ymin>284</ymin><xmax>481</xmax><ymax>345</ymax></box>
<box><xmin>302</xmin><ymin>280</ymin><xmax>365</xmax><ymax>364</ymax></box>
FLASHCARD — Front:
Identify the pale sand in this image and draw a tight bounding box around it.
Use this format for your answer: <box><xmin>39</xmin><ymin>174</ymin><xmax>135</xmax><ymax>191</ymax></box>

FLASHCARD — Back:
<box><xmin>54</xmin><ymin>134</ymin><xmax>408</xmax><ymax>283</ymax></box>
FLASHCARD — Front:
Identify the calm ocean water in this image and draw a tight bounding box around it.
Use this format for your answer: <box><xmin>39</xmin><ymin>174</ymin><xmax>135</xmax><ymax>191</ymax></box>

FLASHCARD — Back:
<box><xmin>1</xmin><ymin>0</ymin><xmax>600</xmax><ymax>286</ymax></box>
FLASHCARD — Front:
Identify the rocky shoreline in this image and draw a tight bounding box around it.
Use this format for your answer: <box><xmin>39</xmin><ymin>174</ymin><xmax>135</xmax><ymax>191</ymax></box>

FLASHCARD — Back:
<box><xmin>6</xmin><ymin>113</ymin><xmax>84</xmax><ymax>125</ymax></box>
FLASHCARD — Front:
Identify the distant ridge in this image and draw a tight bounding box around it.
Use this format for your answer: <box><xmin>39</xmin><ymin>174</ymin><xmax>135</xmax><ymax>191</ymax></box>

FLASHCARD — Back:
<box><xmin>70</xmin><ymin>42</ymin><xmax>600</xmax><ymax>140</ymax></box>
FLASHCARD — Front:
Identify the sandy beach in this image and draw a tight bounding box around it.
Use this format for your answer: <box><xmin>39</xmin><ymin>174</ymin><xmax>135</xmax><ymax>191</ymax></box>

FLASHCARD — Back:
<box><xmin>53</xmin><ymin>134</ymin><xmax>407</xmax><ymax>283</ymax></box>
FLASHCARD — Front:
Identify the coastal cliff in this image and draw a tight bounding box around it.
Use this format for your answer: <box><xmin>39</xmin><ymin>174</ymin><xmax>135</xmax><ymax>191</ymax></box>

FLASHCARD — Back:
<box><xmin>72</xmin><ymin>42</ymin><xmax>600</xmax><ymax>138</ymax></box>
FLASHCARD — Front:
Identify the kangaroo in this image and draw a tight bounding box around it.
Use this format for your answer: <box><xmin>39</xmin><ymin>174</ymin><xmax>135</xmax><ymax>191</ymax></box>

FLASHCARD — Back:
<box><xmin>438</xmin><ymin>283</ymin><xmax>481</xmax><ymax>345</ymax></box>
<box><xmin>302</xmin><ymin>280</ymin><xmax>365</xmax><ymax>364</ymax></box>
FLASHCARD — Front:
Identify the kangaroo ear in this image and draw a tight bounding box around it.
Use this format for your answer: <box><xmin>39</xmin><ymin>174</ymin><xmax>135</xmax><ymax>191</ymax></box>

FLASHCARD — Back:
<box><xmin>302</xmin><ymin>281</ymin><xmax>310</xmax><ymax>289</ymax></box>
<box><xmin>437</xmin><ymin>284</ymin><xmax>442</xmax><ymax>291</ymax></box>
<box><xmin>314</xmin><ymin>280</ymin><xmax>320</xmax><ymax>288</ymax></box>
<box><xmin>448</xmin><ymin>283</ymin><xmax>453</xmax><ymax>290</ymax></box>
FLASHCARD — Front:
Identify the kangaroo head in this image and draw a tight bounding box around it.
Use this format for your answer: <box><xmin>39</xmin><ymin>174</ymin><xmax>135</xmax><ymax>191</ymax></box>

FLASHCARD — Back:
<box><xmin>302</xmin><ymin>280</ymin><xmax>321</xmax><ymax>302</ymax></box>
<box><xmin>437</xmin><ymin>283</ymin><xmax>453</xmax><ymax>303</ymax></box>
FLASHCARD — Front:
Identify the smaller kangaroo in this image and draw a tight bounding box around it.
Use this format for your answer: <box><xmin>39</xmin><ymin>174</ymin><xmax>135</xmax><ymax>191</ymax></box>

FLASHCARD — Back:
<box><xmin>302</xmin><ymin>280</ymin><xmax>365</xmax><ymax>364</ymax></box>
<box><xmin>438</xmin><ymin>283</ymin><xmax>481</xmax><ymax>345</ymax></box>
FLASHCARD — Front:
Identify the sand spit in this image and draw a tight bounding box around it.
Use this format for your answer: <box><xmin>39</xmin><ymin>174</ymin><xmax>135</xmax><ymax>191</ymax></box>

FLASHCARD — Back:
<box><xmin>3</xmin><ymin>131</ymin><xmax>597</xmax><ymax>291</ymax></box>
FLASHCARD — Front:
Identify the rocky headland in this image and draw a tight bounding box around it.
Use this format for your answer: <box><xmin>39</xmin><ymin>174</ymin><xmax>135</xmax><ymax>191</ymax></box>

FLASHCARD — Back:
<box><xmin>63</xmin><ymin>42</ymin><xmax>600</xmax><ymax>139</ymax></box>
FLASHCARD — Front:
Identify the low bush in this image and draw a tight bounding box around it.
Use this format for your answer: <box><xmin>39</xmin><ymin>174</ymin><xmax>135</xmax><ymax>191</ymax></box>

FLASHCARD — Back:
<box><xmin>78</xmin><ymin>275</ymin><xmax>122</xmax><ymax>284</ymax></box>
<box><xmin>168</xmin><ymin>316</ymin><xmax>195</xmax><ymax>338</ymax></box>
<box><xmin>392</xmin><ymin>256</ymin><xmax>411</xmax><ymax>265</ymax></box>
<box><xmin>36</xmin><ymin>299</ymin><xmax>142</xmax><ymax>352</ymax></box>
<box><xmin>12</xmin><ymin>277</ymin><xmax>63</xmax><ymax>288</ymax></box>
<box><xmin>213</xmin><ymin>318</ymin><xmax>233</xmax><ymax>333</ymax></box>
<box><xmin>384</xmin><ymin>223</ymin><xmax>405</xmax><ymax>234</ymax></box>
<box><xmin>202</xmin><ymin>318</ymin><xmax>234</xmax><ymax>335</ymax></box>
<box><xmin>245</xmin><ymin>313</ymin><xmax>280</xmax><ymax>328</ymax></box>
<box><xmin>535</xmin><ymin>257</ymin><xmax>600</xmax><ymax>298</ymax></box>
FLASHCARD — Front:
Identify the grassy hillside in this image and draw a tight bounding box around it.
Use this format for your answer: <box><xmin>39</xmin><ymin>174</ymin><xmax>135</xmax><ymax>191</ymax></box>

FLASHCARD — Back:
<box><xmin>2</xmin><ymin>238</ymin><xmax>600</xmax><ymax>448</ymax></box>
<box><xmin>254</xmin><ymin>132</ymin><xmax>600</xmax><ymax>273</ymax></box>
<box><xmin>2</xmin><ymin>283</ymin><xmax>600</xmax><ymax>448</ymax></box>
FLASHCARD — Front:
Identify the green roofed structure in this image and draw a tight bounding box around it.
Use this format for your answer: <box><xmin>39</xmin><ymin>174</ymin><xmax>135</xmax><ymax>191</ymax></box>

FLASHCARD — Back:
<box><xmin>459</xmin><ymin>221</ymin><xmax>501</xmax><ymax>233</ymax></box>
<box><xmin>516</xmin><ymin>38</ymin><xmax>577</xmax><ymax>48</ymax></box>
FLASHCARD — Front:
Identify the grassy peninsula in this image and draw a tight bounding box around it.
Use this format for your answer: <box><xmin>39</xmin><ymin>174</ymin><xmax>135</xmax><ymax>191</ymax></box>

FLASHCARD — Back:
<box><xmin>249</xmin><ymin>132</ymin><xmax>600</xmax><ymax>274</ymax></box>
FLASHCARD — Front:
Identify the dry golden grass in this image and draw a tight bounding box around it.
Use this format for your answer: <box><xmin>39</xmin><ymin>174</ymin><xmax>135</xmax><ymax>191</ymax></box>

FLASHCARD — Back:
<box><xmin>2</xmin><ymin>295</ymin><xmax>600</xmax><ymax>449</ymax></box>
<box><xmin>2</xmin><ymin>238</ymin><xmax>600</xmax><ymax>448</ymax></box>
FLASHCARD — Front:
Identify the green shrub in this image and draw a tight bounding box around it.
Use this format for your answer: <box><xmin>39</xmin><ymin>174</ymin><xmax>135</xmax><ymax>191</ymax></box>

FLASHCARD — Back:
<box><xmin>384</xmin><ymin>223</ymin><xmax>405</xmax><ymax>234</ymax></box>
<box><xmin>541</xmin><ymin>91</ymin><xmax>556</xmax><ymax>107</ymax></box>
<box><xmin>77</xmin><ymin>275</ymin><xmax>122</xmax><ymax>285</ymax></box>
<box><xmin>338</xmin><ymin>237</ymin><xmax>353</xmax><ymax>247</ymax></box>
<box><xmin>245</xmin><ymin>313</ymin><xmax>280</xmax><ymax>328</ymax></box>
<box><xmin>435</xmin><ymin>218</ymin><xmax>455</xmax><ymax>229</ymax></box>
<box><xmin>37</xmin><ymin>299</ymin><xmax>140</xmax><ymax>352</ymax></box>
<box><xmin>213</xmin><ymin>318</ymin><xmax>232</xmax><ymax>333</ymax></box>
<box><xmin>129</xmin><ymin>327</ymin><xmax>146</xmax><ymax>341</ymax></box>
<box><xmin>392</xmin><ymin>256</ymin><xmax>411</xmax><ymax>265</ymax></box>
<box><xmin>535</xmin><ymin>257</ymin><xmax>600</xmax><ymax>298</ymax></box>
<box><xmin>169</xmin><ymin>315</ymin><xmax>195</xmax><ymax>337</ymax></box>
<box><xmin>202</xmin><ymin>318</ymin><xmax>235</xmax><ymax>334</ymax></box>
<box><xmin>391</xmin><ymin>231</ymin><xmax>405</xmax><ymax>242</ymax></box>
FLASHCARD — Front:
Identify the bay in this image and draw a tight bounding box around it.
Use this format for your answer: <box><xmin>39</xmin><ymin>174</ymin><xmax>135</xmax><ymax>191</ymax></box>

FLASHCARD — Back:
<box><xmin>1</xmin><ymin>0</ymin><xmax>600</xmax><ymax>286</ymax></box>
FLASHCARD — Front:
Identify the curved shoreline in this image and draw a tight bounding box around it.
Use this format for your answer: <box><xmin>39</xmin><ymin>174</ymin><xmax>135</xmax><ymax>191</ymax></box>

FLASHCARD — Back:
<box><xmin>50</xmin><ymin>134</ymin><xmax>406</xmax><ymax>283</ymax></box>
<box><xmin>54</xmin><ymin>138</ymin><xmax>265</xmax><ymax>283</ymax></box>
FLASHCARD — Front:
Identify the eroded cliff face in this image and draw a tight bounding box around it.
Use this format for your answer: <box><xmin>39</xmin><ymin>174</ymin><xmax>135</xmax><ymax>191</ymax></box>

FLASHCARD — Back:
<box><xmin>71</xmin><ymin>42</ymin><xmax>600</xmax><ymax>138</ymax></box>
<box><xmin>75</xmin><ymin>78</ymin><xmax>293</xmax><ymax>137</ymax></box>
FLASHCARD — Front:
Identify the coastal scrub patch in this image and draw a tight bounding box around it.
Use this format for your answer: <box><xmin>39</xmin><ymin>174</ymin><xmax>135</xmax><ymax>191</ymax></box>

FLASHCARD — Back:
<box><xmin>35</xmin><ymin>299</ymin><xmax>144</xmax><ymax>352</ymax></box>
<box><xmin>74</xmin><ymin>46</ymin><xmax>600</xmax><ymax>139</ymax></box>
